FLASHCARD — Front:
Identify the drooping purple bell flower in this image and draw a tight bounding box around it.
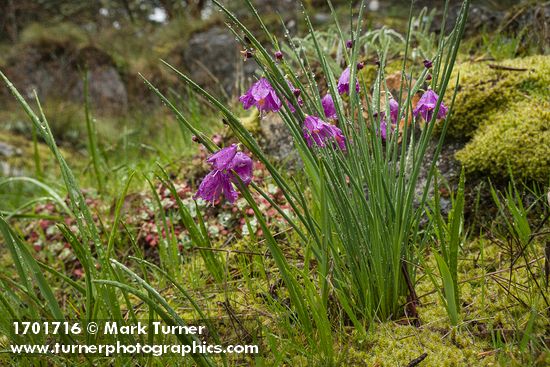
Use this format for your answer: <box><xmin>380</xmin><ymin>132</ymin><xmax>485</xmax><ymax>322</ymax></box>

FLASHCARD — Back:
<box><xmin>337</xmin><ymin>67</ymin><xmax>360</xmax><ymax>95</ymax></box>
<box><xmin>346</xmin><ymin>39</ymin><xmax>353</xmax><ymax>48</ymax></box>
<box><xmin>228</xmin><ymin>151</ymin><xmax>253</xmax><ymax>185</ymax></box>
<box><xmin>195</xmin><ymin>144</ymin><xmax>253</xmax><ymax>205</ymax></box>
<box><xmin>423</xmin><ymin>59</ymin><xmax>433</xmax><ymax>69</ymax></box>
<box><xmin>413</xmin><ymin>89</ymin><xmax>448</xmax><ymax>122</ymax></box>
<box><xmin>207</xmin><ymin>143</ymin><xmax>238</xmax><ymax>170</ymax></box>
<box><xmin>388</xmin><ymin>98</ymin><xmax>399</xmax><ymax>124</ymax></box>
<box><xmin>240</xmin><ymin>78</ymin><xmax>282</xmax><ymax>113</ymax></box>
<box><xmin>321</xmin><ymin>94</ymin><xmax>337</xmax><ymax>120</ymax></box>
<box><xmin>274</xmin><ymin>50</ymin><xmax>283</xmax><ymax>60</ymax></box>
<box><xmin>379</xmin><ymin>98</ymin><xmax>399</xmax><ymax>141</ymax></box>
<box><xmin>195</xmin><ymin>170</ymin><xmax>238</xmax><ymax>204</ymax></box>
<box><xmin>303</xmin><ymin>115</ymin><xmax>346</xmax><ymax>151</ymax></box>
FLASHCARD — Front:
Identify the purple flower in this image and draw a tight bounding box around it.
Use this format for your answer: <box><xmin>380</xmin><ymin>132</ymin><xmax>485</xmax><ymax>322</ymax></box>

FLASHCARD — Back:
<box><xmin>207</xmin><ymin>143</ymin><xmax>238</xmax><ymax>170</ymax></box>
<box><xmin>240</xmin><ymin>78</ymin><xmax>282</xmax><ymax>113</ymax></box>
<box><xmin>303</xmin><ymin>115</ymin><xmax>346</xmax><ymax>151</ymax></box>
<box><xmin>195</xmin><ymin>144</ymin><xmax>253</xmax><ymax>204</ymax></box>
<box><xmin>328</xmin><ymin>124</ymin><xmax>346</xmax><ymax>151</ymax></box>
<box><xmin>379</xmin><ymin>99</ymin><xmax>399</xmax><ymax>140</ymax></box>
<box><xmin>195</xmin><ymin>170</ymin><xmax>238</xmax><ymax>204</ymax></box>
<box><xmin>228</xmin><ymin>151</ymin><xmax>253</xmax><ymax>185</ymax></box>
<box><xmin>388</xmin><ymin>98</ymin><xmax>399</xmax><ymax>124</ymax></box>
<box><xmin>337</xmin><ymin>67</ymin><xmax>360</xmax><ymax>95</ymax></box>
<box><xmin>346</xmin><ymin>39</ymin><xmax>353</xmax><ymax>48</ymax></box>
<box><xmin>413</xmin><ymin>89</ymin><xmax>448</xmax><ymax>122</ymax></box>
<box><xmin>321</xmin><ymin>94</ymin><xmax>337</xmax><ymax>120</ymax></box>
<box><xmin>423</xmin><ymin>59</ymin><xmax>433</xmax><ymax>69</ymax></box>
<box><xmin>275</xmin><ymin>51</ymin><xmax>283</xmax><ymax>60</ymax></box>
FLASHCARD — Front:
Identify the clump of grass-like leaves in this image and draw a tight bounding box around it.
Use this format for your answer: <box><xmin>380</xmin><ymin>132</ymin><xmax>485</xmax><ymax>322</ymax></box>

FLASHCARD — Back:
<box><xmin>141</xmin><ymin>0</ymin><xmax>470</xmax><ymax>360</ymax></box>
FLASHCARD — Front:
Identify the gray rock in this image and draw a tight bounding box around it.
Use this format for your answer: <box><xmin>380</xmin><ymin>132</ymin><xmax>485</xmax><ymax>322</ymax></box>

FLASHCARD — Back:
<box><xmin>252</xmin><ymin>0</ymin><xmax>298</xmax><ymax>14</ymax></box>
<box><xmin>3</xmin><ymin>42</ymin><xmax>127</xmax><ymax>112</ymax></box>
<box><xmin>259</xmin><ymin>113</ymin><xmax>302</xmax><ymax>169</ymax></box>
<box><xmin>0</xmin><ymin>141</ymin><xmax>24</xmax><ymax>176</ymax></box>
<box><xmin>182</xmin><ymin>27</ymin><xmax>258</xmax><ymax>97</ymax></box>
<box><xmin>413</xmin><ymin>138</ymin><xmax>464</xmax><ymax>219</ymax></box>
<box><xmin>0</xmin><ymin>141</ymin><xmax>22</xmax><ymax>158</ymax></box>
<box><xmin>0</xmin><ymin>162</ymin><xmax>24</xmax><ymax>177</ymax></box>
<box><xmin>230</xmin><ymin>0</ymin><xmax>298</xmax><ymax>20</ymax></box>
<box><xmin>71</xmin><ymin>66</ymin><xmax>128</xmax><ymax>111</ymax></box>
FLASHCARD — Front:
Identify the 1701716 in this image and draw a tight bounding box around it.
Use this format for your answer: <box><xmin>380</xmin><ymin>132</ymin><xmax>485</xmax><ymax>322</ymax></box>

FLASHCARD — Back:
<box><xmin>13</xmin><ymin>321</ymin><xmax>82</xmax><ymax>335</ymax></box>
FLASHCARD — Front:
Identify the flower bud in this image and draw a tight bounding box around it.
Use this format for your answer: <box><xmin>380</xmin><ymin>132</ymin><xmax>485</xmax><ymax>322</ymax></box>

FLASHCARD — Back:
<box><xmin>357</xmin><ymin>61</ymin><xmax>365</xmax><ymax>70</ymax></box>
<box><xmin>423</xmin><ymin>59</ymin><xmax>433</xmax><ymax>69</ymax></box>
<box><xmin>346</xmin><ymin>39</ymin><xmax>353</xmax><ymax>48</ymax></box>
<box><xmin>240</xmin><ymin>49</ymin><xmax>253</xmax><ymax>60</ymax></box>
<box><xmin>274</xmin><ymin>50</ymin><xmax>283</xmax><ymax>60</ymax></box>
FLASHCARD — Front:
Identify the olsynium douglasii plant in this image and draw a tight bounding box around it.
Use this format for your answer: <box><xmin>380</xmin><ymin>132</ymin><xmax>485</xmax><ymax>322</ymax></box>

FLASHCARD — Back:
<box><xmin>143</xmin><ymin>0</ymin><xmax>470</xmax><ymax>349</ymax></box>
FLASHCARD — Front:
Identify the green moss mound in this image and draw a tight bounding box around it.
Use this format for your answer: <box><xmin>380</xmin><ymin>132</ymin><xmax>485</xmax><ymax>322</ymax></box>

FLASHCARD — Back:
<box><xmin>445</xmin><ymin>55</ymin><xmax>550</xmax><ymax>182</ymax></box>
<box><xmin>455</xmin><ymin>100</ymin><xmax>550</xmax><ymax>182</ymax></box>
<box><xmin>446</xmin><ymin>55</ymin><xmax>550</xmax><ymax>139</ymax></box>
<box><xmin>344</xmin><ymin>323</ymin><xmax>490</xmax><ymax>366</ymax></box>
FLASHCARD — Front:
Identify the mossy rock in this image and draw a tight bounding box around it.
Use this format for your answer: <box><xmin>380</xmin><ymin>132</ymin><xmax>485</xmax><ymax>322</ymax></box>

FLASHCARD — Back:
<box><xmin>445</xmin><ymin>55</ymin><xmax>550</xmax><ymax>139</ymax></box>
<box><xmin>445</xmin><ymin>55</ymin><xmax>550</xmax><ymax>182</ymax></box>
<box><xmin>455</xmin><ymin>100</ymin><xmax>550</xmax><ymax>182</ymax></box>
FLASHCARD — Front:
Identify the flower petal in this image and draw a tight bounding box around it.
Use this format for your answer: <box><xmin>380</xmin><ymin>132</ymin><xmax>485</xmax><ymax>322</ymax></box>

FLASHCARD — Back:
<box><xmin>413</xmin><ymin>89</ymin><xmax>447</xmax><ymax>122</ymax></box>
<box><xmin>322</xmin><ymin>94</ymin><xmax>338</xmax><ymax>120</ymax></box>
<box><xmin>194</xmin><ymin>170</ymin><xmax>225</xmax><ymax>204</ymax></box>
<box><xmin>229</xmin><ymin>152</ymin><xmax>253</xmax><ymax>185</ymax></box>
<box><xmin>207</xmin><ymin>144</ymin><xmax>238</xmax><ymax>171</ymax></box>
<box><xmin>337</xmin><ymin>67</ymin><xmax>360</xmax><ymax>95</ymax></box>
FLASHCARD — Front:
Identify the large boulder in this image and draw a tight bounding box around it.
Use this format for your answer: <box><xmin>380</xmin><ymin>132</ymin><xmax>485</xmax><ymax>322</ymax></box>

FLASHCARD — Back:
<box><xmin>2</xmin><ymin>41</ymin><xmax>127</xmax><ymax>112</ymax></box>
<box><xmin>70</xmin><ymin>46</ymin><xmax>128</xmax><ymax>111</ymax></box>
<box><xmin>181</xmin><ymin>27</ymin><xmax>258</xmax><ymax>98</ymax></box>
